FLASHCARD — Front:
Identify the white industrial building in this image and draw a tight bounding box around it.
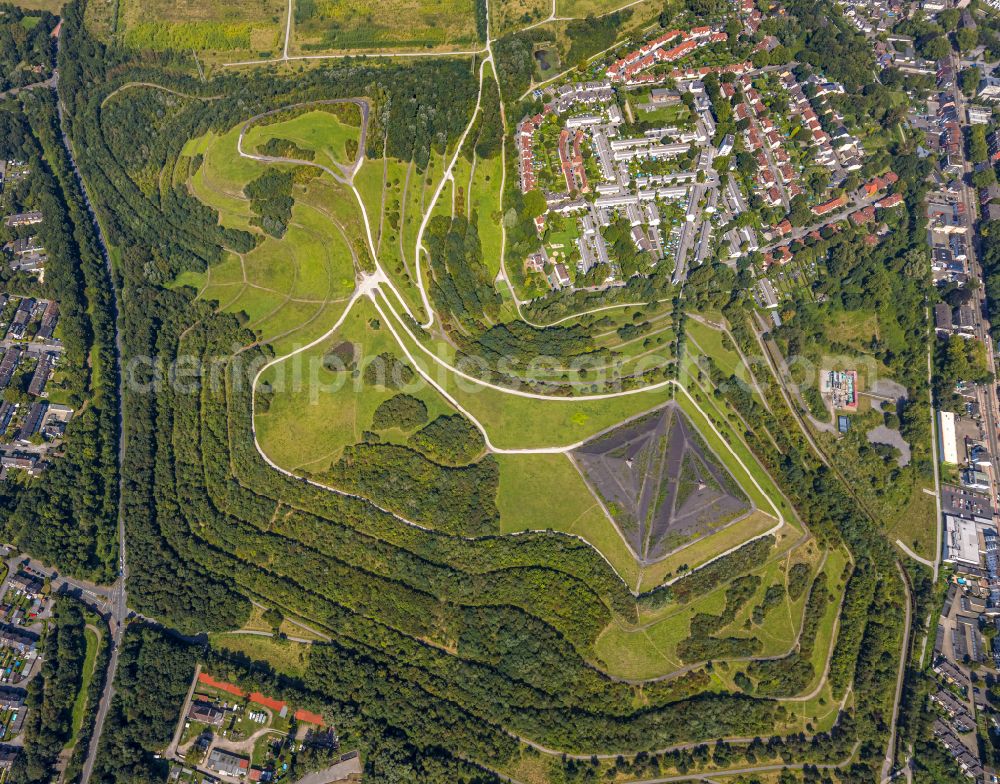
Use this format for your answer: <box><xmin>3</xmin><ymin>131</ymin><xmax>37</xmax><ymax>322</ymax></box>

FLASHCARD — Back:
<box><xmin>944</xmin><ymin>514</ymin><xmax>983</xmax><ymax>567</ymax></box>
<box><xmin>939</xmin><ymin>410</ymin><xmax>959</xmax><ymax>465</ymax></box>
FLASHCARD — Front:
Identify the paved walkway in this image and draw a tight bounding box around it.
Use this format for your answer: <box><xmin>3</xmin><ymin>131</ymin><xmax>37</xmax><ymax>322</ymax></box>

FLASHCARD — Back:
<box><xmin>293</xmin><ymin>754</ymin><xmax>362</xmax><ymax>783</ymax></box>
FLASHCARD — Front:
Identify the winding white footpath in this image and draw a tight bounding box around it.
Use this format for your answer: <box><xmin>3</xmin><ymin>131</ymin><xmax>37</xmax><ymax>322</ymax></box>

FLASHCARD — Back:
<box><xmin>412</xmin><ymin>52</ymin><xmax>493</xmax><ymax>327</ymax></box>
<box><xmin>234</xmin><ymin>44</ymin><xmax>789</xmax><ymax>598</ymax></box>
<box><xmin>233</xmin><ymin>0</ymin><xmax>791</xmax><ymax>652</ymax></box>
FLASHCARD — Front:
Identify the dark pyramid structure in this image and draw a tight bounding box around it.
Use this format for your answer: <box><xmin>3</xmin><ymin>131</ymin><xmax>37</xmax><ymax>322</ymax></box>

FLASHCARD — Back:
<box><xmin>574</xmin><ymin>403</ymin><xmax>752</xmax><ymax>563</ymax></box>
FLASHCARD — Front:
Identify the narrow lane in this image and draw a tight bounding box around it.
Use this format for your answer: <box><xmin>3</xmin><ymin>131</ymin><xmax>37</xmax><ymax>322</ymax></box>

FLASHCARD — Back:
<box><xmin>51</xmin><ymin>31</ymin><xmax>130</xmax><ymax>783</ymax></box>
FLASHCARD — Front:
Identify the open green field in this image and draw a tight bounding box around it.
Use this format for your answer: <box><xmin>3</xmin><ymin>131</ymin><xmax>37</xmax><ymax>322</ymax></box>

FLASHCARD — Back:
<box><xmin>255</xmin><ymin>297</ymin><xmax>458</xmax><ymax>473</ymax></box>
<box><xmin>823</xmin><ymin>309</ymin><xmax>879</xmax><ymax>348</ymax></box>
<box><xmin>244</xmin><ymin>108</ymin><xmax>361</xmax><ymax>173</ymax></box>
<box><xmin>595</xmin><ymin>543</ymin><xmax>845</xmax><ymax>682</ymax></box>
<box><xmin>69</xmin><ymin>625</ymin><xmax>102</xmax><ymax>745</ymax></box>
<box><xmin>469</xmin><ymin>154</ymin><xmax>504</xmax><ymax>276</ymax></box>
<box><xmin>376</xmin><ymin>293</ymin><xmax>674</xmax><ymax>448</ymax></box>
<box><xmin>686</xmin><ymin>319</ymin><xmax>745</xmax><ymax>379</ymax></box>
<box><xmin>497</xmin><ymin>452</ymin><xmax>640</xmax><ymax>589</ymax></box>
<box><xmin>117</xmin><ymin>0</ymin><xmax>284</xmax><ymax>54</ymax></box>
<box><xmin>179</xmin><ymin>118</ymin><xmax>367</xmax><ymax>355</ymax></box>
<box><xmin>292</xmin><ymin>0</ymin><xmax>479</xmax><ymax>53</ymax></box>
<box><xmin>208</xmin><ymin>632</ymin><xmax>313</xmax><ymax>676</ymax></box>
<box><xmin>887</xmin><ymin>482</ymin><xmax>938</xmax><ymax>561</ymax></box>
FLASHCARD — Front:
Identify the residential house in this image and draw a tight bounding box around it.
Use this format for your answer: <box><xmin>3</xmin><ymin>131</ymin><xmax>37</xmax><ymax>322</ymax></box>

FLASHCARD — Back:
<box><xmin>3</xmin><ymin>212</ymin><xmax>42</xmax><ymax>228</ymax></box>
<box><xmin>206</xmin><ymin>749</ymin><xmax>250</xmax><ymax>778</ymax></box>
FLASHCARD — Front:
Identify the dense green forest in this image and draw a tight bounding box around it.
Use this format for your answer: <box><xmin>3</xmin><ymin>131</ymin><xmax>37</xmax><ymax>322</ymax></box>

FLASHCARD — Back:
<box><xmin>40</xmin><ymin>0</ymin><xmax>916</xmax><ymax>780</ymax></box>
<box><xmin>0</xmin><ymin>4</ymin><xmax>57</xmax><ymax>92</ymax></box>
<box><xmin>13</xmin><ymin>600</ymin><xmax>87</xmax><ymax>783</ymax></box>
<box><xmin>0</xmin><ymin>95</ymin><xmax>118</xmax><ymax>583</ymax></box>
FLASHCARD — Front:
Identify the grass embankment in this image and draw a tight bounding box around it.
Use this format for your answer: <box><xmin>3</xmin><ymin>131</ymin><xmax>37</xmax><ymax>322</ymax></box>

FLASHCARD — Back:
<box><xmin>68</xmin><ymin>624</ymin><xmax>103</xmax><ymax>746</ymax></box>
<box><xmin>255</xmin><ymin>298</ymin><xmax>457</xmax><ymax>473</ymax></box>
<box><xmin>208</xmin><ymin>632</ymin><xmax>312</xmax><ymax>676</ymax></box>
<box><xmin>496</xmin><ymin>452</ymin><xmax>640</xmax><ymax>589</ymax></box>
<box><xmin>291</xmin><ymin>0</ymin><xmax>479</xmax><ymax>54</ymax></box>
<box><xmin>178</xmin><ymin>118</ymin><xmax>365</xmax><ymax>354</ymax></box>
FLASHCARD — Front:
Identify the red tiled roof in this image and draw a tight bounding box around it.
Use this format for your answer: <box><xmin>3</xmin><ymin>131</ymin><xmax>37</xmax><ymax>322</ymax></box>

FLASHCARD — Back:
<box><xmin>812</xmin><ymin>194</ymin><xmax>848</xmax><ymax>215</ymax></box>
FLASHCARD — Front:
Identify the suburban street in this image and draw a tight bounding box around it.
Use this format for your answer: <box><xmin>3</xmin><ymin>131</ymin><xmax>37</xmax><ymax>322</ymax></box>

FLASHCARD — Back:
<box><xmin>52</xmin><ymin>30</ymin><xmax>130</xmax><ymax>784</ymax></box>
<box><xmin>949</xmin><ymin>50</ymin><xmax>1000</xmax><ymax>513</ymax></box>
<box><xmin>5</xmin><ymin>3</ymin><xmax>949</xmax><ymax>781</ymax></box>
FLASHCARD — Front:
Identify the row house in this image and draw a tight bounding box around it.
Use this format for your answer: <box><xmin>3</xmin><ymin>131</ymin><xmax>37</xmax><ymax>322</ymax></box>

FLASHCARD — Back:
<box><xmin>516</xmin><ymin>112</ymin><xmax>547</xmax><ymax>193</ymax></box>
<box><xmin>608</xmin><ymin>27</ymin><xmax>728</xmax><ymax>83</ymax></box>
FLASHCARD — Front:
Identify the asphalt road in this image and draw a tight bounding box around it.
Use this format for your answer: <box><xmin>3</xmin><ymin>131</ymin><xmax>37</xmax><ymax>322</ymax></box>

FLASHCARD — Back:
<box><xmin>51</xmin><ymin>30</ymin><xmax>130</xmax><ymax>783</ymax></box>
<box><xmin>949</xmin><ymin>53</ymin><xmax>1000</xmax><ymax>524</ymax></box>
<box><xmin>35</xmin><ymin>12</ymin><xmax>917</xmax><ymax>781</ymax></box>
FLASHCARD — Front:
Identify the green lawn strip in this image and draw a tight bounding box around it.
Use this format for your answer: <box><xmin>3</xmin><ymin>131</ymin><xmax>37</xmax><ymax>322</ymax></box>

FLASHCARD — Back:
<box><xmin>886</xmin><ymin>479</ymin><xmax>937</xmax><ymax>562</ymax></box>
<box><xmin>255</xmin><ymin>297</ymin><xmax>456</xmax><ymax>474</ymax></box>
<box><xmin>376</xmin><ymin>291</ymin><xmax>678</xmax><ymax>448</ymax></box>
<box><xmin>449</xmin><ymin>155</ymin><xmax>474</xmax><ymax>218</ymax></box>
<box><xmin>807</xmin><ymin>547</ymin><xmax>850</xmax><ymax>678</ymax></box>
<box><xmin>685</xmin><ymin>319</ymin><xmax>744</xmax><ymax>379</ymax></box>
<box><xmin>228</xmin><ymin>285</ymin><xmax>293</xmax><ymax>330</ymax></box>
<box><xmin>68</xmin><ymin>626</ymin><xmax>102</xmax><ymax>746</ymax></box>
<box><xmin>354</xmin><ymin>158</ymin><xmax>388</xmax><ymax>241</ymax></box>
<box><xmin>241</xmin><ymin>234</ymin><xmax>298</xmax><ymax>295</ymax></box>
<box><xmin>208</xmin><ymin>632</ymin><xmax>312</xmax><ymax>677</ymax></box>
<box><xmin>181</xmin><ymin>134</ymin><xmax>212</xmax><ymax>156</ymax></box>
<box><xmin>599</xmin><ymin>322</ymin><xmax>675</xmax><ymax>361</ymax></box>
<box><xmin>495</xmin><ymin>452</ymin><xmax>640</xmax><ymax>589</ymax></box>
<box><xmin>370</xmin><ymin>158</ymin><xmax>410</xmax><ymax>268</ymax></box>
<box><xmin>171</xmin><ymin>269</ymin><xmax>210</xmax><ymax>294</ymax></box>
<box><xmin>377</xmin><ymin>158</ymin><xmax>433</xmax><ymax>322</ymax></box>
<box><xmin>430</xmin><ymin>175</ymin><xmax>456</xmax><ymax>224</ymax></box>
<box><xmin>636</xmin><ymin>510</ymin><xmax>782</xmax><ymax>594</ymax></box>
<box><xmin>196</xmin><ymin>125</ymin><xmax>265</xmax><ymax>199</ymax></box>
<box><xmin>593</xmin><ymin>590</ymin><xmax>726</xmax><ymax>679</ymax></box>
<box><xmin>725</xmin><ymin>546</ymin><xmax>850</xmax><ymax>709</ymax></box>
<box><xmin>469</xmin><ymin>154</ymin><xmax>504</xmax><ymax>279</ymax></box>
<box><xmin>286</xmin><ymin>201</ymin><xmax>356</xmax><ymax>298</ymax></box>
<box><xmin>593</xmin><ymin>308</ymin><xmax>674</xmax><ymax>347</ymax></box>
<box><xmin>720</xmin><ymin>556</ymin><xmax>797</xmax><ymax>653</ymax></box>
<box><xmin>243</xmin><ymin>109</ymin><xmax>360</xmax><ymax>173</ymax></box>
<box><xmin>189</xmin><ymin>162</ymin><xmax>255</xmax><ymax>230</ymax></box>
<box><xmin>607</xmin><ymin>335</ymin><xmax>675</xmax><ymax>379</ymax></box>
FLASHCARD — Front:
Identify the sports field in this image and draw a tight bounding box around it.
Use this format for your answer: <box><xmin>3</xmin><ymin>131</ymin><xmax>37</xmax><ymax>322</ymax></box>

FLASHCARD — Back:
<box><xmin>292</xmin><ymin>0</ymin><xmax>479</xmax><ymax>53</ymax></box>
